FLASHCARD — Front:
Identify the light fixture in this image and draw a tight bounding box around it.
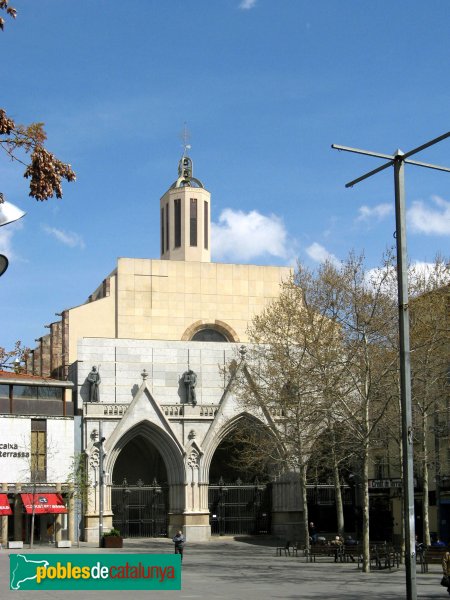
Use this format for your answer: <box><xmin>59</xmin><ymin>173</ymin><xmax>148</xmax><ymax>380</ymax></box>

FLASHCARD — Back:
<box><xmin>0</xmin><ymin>255</ymin><xmax>8</xmax><ymax>277</ymax></box>
<box><xmin>0</xmin><ymin>194</ymin><xmax>26</xmax><ymax>278</ymax></box>
<box><xmin>0</xmin><ymin>196</ymin><xmax>26</xmax><ymax>228</ymax></box>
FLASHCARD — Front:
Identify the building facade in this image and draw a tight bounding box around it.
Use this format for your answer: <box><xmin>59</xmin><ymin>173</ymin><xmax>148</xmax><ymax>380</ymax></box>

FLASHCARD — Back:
<box><xmin>25</xmin><ymin>152</ymin><xmax>303</xmax><ymax>543</ymax></box>
<box><xmin>0</xmin><ymin>370</ymin><xmax>75</xmax><ymax>545</ymax></box>
<box><xmin>19</xmin><ymin>152</ymin><xmax>450</xmax><ymax>545</ymax></box>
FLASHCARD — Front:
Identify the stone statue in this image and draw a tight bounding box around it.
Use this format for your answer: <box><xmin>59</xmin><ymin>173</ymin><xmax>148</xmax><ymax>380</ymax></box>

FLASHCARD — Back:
<box><xmin>87</xmin><ymin>366</ymin><xmax>101</xmax><ymax>402</ymax></box>
<box><xmin>183</xmin><ymin>369</ymin><xmax>197</xmax><ymax>406</ymax></box>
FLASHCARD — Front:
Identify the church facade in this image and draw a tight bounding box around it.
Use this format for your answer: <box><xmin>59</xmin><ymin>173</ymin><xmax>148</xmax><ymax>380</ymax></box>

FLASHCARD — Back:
<box><xmin>26</xmin><ymin>152</ymin><xmax>303</xmax><ymax>543</ymax></box>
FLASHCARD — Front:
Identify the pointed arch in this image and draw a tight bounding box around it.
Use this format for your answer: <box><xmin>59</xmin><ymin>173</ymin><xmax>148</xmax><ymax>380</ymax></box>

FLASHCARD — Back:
<box><xmin>105</xmin><ymin>420</ymin><xmax>185</xmax><ymax>485</ymax></box>
<box><xmin>202</xmin><ymin>412</ymin><xmax>276</xmax><ymax>482</ymax></box>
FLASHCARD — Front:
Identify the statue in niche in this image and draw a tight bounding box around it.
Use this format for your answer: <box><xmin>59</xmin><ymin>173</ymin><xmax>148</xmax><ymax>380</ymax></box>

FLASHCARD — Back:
<box><xmin>183</xmin><ymin>369</ymin><xmax>197</xmax><ymax>406</ymax></box>
<box><xmin>87</xmin><ymin>366</ymin><xmax>101</xmax><ymax>402</ymax></box>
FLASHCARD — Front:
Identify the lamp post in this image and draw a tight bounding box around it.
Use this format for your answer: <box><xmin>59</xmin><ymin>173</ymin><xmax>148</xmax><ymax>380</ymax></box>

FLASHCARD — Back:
<box><xmin>332</xmin><ymin>132</ymin><xmax>450</xmax><ymax>600</ymax></box>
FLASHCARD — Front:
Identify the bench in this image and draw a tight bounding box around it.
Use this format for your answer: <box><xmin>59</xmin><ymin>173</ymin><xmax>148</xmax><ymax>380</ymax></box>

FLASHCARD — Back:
<box><xmin>354</xmin><ymin>544</ymin><xmax>400</xmax><ymax>570</ymax></box>
<box><xmin>276</xmin><ymin>540</ymin><xmax>291</xmax><ymax>556</ymax></box>
<box><xmin>275</xmin><ymin>541</ymin><xmax>301</xmax><ymax>557</ymax></box>
<box><xmin>421</xmin><ymin>547</ymin><xmax>448</xmax><ymax>573</ymax></box>
<box><xmin>305</xmin><ymin>544</ymin><xmax>343</xmax><ymax>562</ymax></box>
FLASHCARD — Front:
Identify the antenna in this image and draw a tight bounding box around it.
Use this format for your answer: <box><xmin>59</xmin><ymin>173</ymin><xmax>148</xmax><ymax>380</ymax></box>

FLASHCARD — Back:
<box><xmin>180</xmin><ymin>122</ymin><xmax>192</xmax><ymax>156</ymax></box>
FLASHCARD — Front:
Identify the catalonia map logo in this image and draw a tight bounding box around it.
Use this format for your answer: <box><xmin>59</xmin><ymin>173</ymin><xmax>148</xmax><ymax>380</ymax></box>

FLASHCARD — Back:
<box><xmin>10</xmin><ymin>554</ymin><xmax>181</xmax><ymax>590</ymax></box>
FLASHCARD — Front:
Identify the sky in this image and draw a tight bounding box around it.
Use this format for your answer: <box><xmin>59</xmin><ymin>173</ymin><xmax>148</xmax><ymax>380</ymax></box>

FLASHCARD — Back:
<box><xmin>0</xmin><ymin>0</ymin><xmax>449</xmax><ymax>353</ymax></box>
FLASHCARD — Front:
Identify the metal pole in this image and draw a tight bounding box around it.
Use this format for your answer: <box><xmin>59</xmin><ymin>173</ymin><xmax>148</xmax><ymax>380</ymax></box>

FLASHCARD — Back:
<box><xmin>332</xmin><ymin>133</ymin><xmax>449</xmax><ymax>600</ymax></box>
<box><xmin>98</xmin><ymin>421</ymin><xmax>104</xmax><ymax>547</ymax></box>
<box><xmin>393</xmin><ymin>155</ymin><xmax>416</xmax><ymax>600</ymax></box>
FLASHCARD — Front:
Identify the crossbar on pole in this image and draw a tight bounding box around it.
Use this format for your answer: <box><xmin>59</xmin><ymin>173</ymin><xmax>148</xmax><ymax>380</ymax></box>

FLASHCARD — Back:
<box><xmin>402</xmin><ymin>131</ymin><xmax>450</xmax><ymax>160</ymax></box>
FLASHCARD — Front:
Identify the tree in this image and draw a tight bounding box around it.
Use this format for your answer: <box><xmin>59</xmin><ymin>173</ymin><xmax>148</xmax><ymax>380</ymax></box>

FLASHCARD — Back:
<box><xmin>296</xmin><ymin>253</ymin><xmax>403</xmax><ymax>572</ymax></box>
<box><xmin>0</xmin><ymin>1</ymin><xmax>16</xmax><ymax>31</ymax></box>
<box><xmin>0</xmin><ymin>341</ymin><xmax>29</xmax><ymax>371</ymax></box>
<box><xmin>409</xmin><ymin>261</ymin><xmax>449</xmax><ymax>545</ymax></box>
<box><xmin>233</xmin><ymin>252</ymin><xmax>403</xmax><ymax>571</ymax></box>
<box><xmin>1</xmin><ymin>4</ymin><xmax>76</xmax><ymax>200</ymax></box>
<box><xmin>0</xmin><ymin>109</ymin><xmax>76</xmax><ymax>201</ymax></box>
<box><xmin>65</xmin><ymin>453</ymin><xmax>91</xmax><ymax>546</ymax></box>
<box><xmin>232</xmin><ymin>268</ymin><xmax>348</xmax><ymax>551</ymax></box>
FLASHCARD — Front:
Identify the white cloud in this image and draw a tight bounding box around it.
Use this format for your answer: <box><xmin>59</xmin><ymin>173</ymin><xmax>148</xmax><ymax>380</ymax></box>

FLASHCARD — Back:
<box><xmin>356</xmin><ymin>203</ymin><xmax>393</xmax><ymax>223</ymax></box>
<box><xmin>365</xmin><ymin>261</ymin><xmax>449</xmax><ymax>295</ymax></box>
<box><xmin>211</xmin><ymin>209</ymin><xmax>292</xmax><ymax>262</ymax></box>
<box><xmin>407</xmin><ymin>195</ymin><xmax>450</xmax><ymax>235</ymax></box>
<box><xmin>305</xmin><ymin>242</ymin><xmax>340</xmax><ymax>267</ymax></box>
<box><xmin>239</xmin><ymin>0</ymin><xmax>257</xmax><ymax>9</ymax></box>
<box><xmin>42</xmin><ymin>225</ymin><xmax>85</xmax><ymax>249</ymax></box>
<box><xmin>409</xmin><ymin>260</ymin><xmax>450</xmax><ymax>289</ymax></box>
<box><xmin>365</xmin><ymin>265</ymin><xmax>397</xmax><ymax>296</ymax></box>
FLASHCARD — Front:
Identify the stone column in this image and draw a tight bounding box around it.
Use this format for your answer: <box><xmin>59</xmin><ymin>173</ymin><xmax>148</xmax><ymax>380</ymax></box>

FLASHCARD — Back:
<box><xmin>14</xmin><ymin>483</ymin><xmax>22</xmax><ymax>542</ymax></box>
<box><xmin>55</xmin><ymin>483</ymin><xmax>62</xmax><ymax>543</ymax></box>
<box><xmin>170</xmin><ymin>447</ymin><xmax>211</xmax><ymax>542</ymax></box>
<box><xmin>1</xmin><ymin>483</ymin><xmax>8</xmax><ymax>546</ymax></box>
<box><xmin>68</xmin><ymin>483</ymin><xmax>75</xmax><ymax>543</ymax></box>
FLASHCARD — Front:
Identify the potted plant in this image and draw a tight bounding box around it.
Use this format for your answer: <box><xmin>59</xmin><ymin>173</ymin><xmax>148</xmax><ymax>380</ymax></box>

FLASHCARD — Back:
<box><xmin>102</xmin><ymin>528</ymin><xmax>123</xmax><ymax>548</ymax></box>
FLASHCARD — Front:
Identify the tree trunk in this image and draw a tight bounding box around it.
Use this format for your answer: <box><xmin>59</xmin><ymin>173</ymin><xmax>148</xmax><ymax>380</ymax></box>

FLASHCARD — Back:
<box><xmin>421</xmin><ymin>410</ymin><xmax>430</xmax><ymax>546</ymax></box>
<box><xmin>362</xmin><ymin>445</ymin><xmax>370</xmax><ymax>572</ymax></box>
<box><xmin>332</xmin><ymin>451</ymin><xmax>344</xmax><ymax>536</ymax></box>
<box><xmin>300</xmin><ymin>464</ymin><xmax>310</xmax><ymax>551</ymax></box>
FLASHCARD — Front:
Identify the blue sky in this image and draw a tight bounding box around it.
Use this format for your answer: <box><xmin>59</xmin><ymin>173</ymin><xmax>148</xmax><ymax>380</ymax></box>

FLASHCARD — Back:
<box><xmin>1</xmin><ymin>0</ymin><xmax>449</xmax><ymax>352</ymax></box>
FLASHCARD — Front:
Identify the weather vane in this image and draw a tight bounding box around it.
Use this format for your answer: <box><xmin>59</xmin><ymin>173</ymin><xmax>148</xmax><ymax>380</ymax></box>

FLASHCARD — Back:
<box><xmin>180</xmin><ymin>122</ymin><xmax>191</xmax><ymax>156</ymax></box>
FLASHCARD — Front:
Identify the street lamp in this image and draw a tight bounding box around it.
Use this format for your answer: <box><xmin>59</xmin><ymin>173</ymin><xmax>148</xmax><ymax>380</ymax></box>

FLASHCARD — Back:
<box><xmin>0</xmin><ymin>193</ymin><xmax>26</xmax><ymax>277</ymax></box>
<box><xmin>332</xmin><ymin>132</ymin><xmax>450</xmax><ymax>600</ymax></box>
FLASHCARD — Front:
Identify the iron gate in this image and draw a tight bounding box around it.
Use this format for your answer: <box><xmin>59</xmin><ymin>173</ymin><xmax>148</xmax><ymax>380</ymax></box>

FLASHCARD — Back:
<box><xmin>208</xmin><ymin>478</ymin><xmax>271</xmax><ymax>535</ymax></box>
<box><xmin>112</xmin><ymin>479</ymin><xmax>168</xmax><ymax>538</ymax></box>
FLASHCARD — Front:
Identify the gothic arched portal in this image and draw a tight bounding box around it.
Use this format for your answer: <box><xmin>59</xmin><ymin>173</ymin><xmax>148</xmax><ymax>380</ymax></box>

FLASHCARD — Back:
<box><xmin>112</xmin><ymin>435</ymin><xmax>167</xmax><ymax>487</ymax></box>
<box><xmin>207</xmin><ymin>415</ymin><xmax>274</xmax><ymax>536</ymax></box>
<box><xmin>107</xmin><ymin>421</ymin><xmax>184</xmax><ymax>539</ymax></box>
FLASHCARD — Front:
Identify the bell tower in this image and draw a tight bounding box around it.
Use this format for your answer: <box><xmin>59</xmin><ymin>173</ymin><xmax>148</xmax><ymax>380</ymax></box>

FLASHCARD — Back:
<box><xmin>160</xmin><ymin>149</ymin><xmax>211</xmax><ymax>263</ymax></box>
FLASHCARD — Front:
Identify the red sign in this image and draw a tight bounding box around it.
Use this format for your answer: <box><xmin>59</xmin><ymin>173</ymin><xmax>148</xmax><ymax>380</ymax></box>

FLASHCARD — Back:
<box><xmin>0</xmin><ymin>493</ymin><xmax>12</xmax><ymax>515</ymax></box>
<box><xmin>21</xmin><ymin>493</ymin><xmax>67</xmax><ymax>514</ymax></box>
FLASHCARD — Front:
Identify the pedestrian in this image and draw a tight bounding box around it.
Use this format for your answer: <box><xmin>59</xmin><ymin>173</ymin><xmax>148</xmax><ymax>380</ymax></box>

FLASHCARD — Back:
<box><xmin>432</xmin><ymin>537</ymin><xmax>446</xmax><ymax>547</ymax></box>
<box><xmin>331</xmin><ymin>535</ymin><xmax>344</xmax><ymax>562</ymax></box>
<box><xmin>309</xmin><ymin>522</ymin><xmax>318</xmax><ymax>544</ymax></box>
<box><xmin>442</xmin><ymin>544</ymin><xmax>450</xmax><ymax>595</ymax></box>
<box><xmin>173</xmin><ymin>530</ymin><xmax>185</xmax><ymax>562</ymax></box>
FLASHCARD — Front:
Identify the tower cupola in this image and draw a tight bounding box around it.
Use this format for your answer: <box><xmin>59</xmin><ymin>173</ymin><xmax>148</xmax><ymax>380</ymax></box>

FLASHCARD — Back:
<box><xmin>160</xmin><ymin>147</ymin><xmax>211</xmax><ymax>263</ymax></box>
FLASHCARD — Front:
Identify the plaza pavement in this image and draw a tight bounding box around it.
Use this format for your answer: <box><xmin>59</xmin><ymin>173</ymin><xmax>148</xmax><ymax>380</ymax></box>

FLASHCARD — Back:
<box><xmin>0</xmin><ymin>536</ymin><xmax>447</xmax><ymax>600</ymax></box>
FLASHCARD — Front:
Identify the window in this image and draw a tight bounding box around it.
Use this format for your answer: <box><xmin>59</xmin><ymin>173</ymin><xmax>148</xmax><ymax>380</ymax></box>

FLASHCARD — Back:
<box><xmin>11</xmin><ymin>385</ymin><xmax>62</xmax><ymax>400</ymax></box>
<box><xmin>31</xmin><ymin>419</ymin><xmax>46</xmax><ymax>482</ymax></box>
<box><xmin>0</xmin><ymin>384</ymin><xmax>9</xmax><ymax>399</ymax></box>
<box><xmin>161</xmin><ymin>207</ymin><xmax>165</xmax><ymax>255</ymax></box>
<box><xmin>166</xmin><ymin>203</ymin><xmax>169</xmax><ymax>251</ymax></box>
<box><xmin>190</xmin><ymin>198</ymin><xmax>197</xmax><ymax>246</ymax></box>
<box><xmin>204</xmin><ymin>201</ymin><xmax>208</xmax><ymax>250</ymax></box>
<box><xmin>174</xmin><ymin>199</ymin><xmax>181</xmax><ymax>248</ymax></box>
<box><xmin>13</xmin><ymin>385</ymin><xmax>38</xmax><ymax>399</ymax></box>
<box><xmin>191</xmin><ymin>328</ymin><xmax>228</xmax><ymax>342</ymax></box>
<box><xmin>38</xmin><ymin>387</ymin><xmax>63</xmax><ymax>400</ymax></box>
<box><xmin>374</xmin><ymin>455</ymin><xmax>389</xmax><ymax>480</ymax></box>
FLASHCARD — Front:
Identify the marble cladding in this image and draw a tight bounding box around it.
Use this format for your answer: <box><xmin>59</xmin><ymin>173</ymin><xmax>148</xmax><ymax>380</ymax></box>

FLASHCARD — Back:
<box><xmin>77</xmin><ymin>338</ymin><xmax>239</xmax><ymax>406</ymax></box>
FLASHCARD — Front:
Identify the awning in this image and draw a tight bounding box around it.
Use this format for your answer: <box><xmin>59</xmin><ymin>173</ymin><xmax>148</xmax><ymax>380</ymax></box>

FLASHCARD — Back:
<box><xmin>0</xmin><ymin>494</ymin><xmax>12</xmax><ymax>515</ymax></box>
<box><xmin>21</xmin><ymin>493</ymin><xmax>67</xmax><ymax>514</ymax></box>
